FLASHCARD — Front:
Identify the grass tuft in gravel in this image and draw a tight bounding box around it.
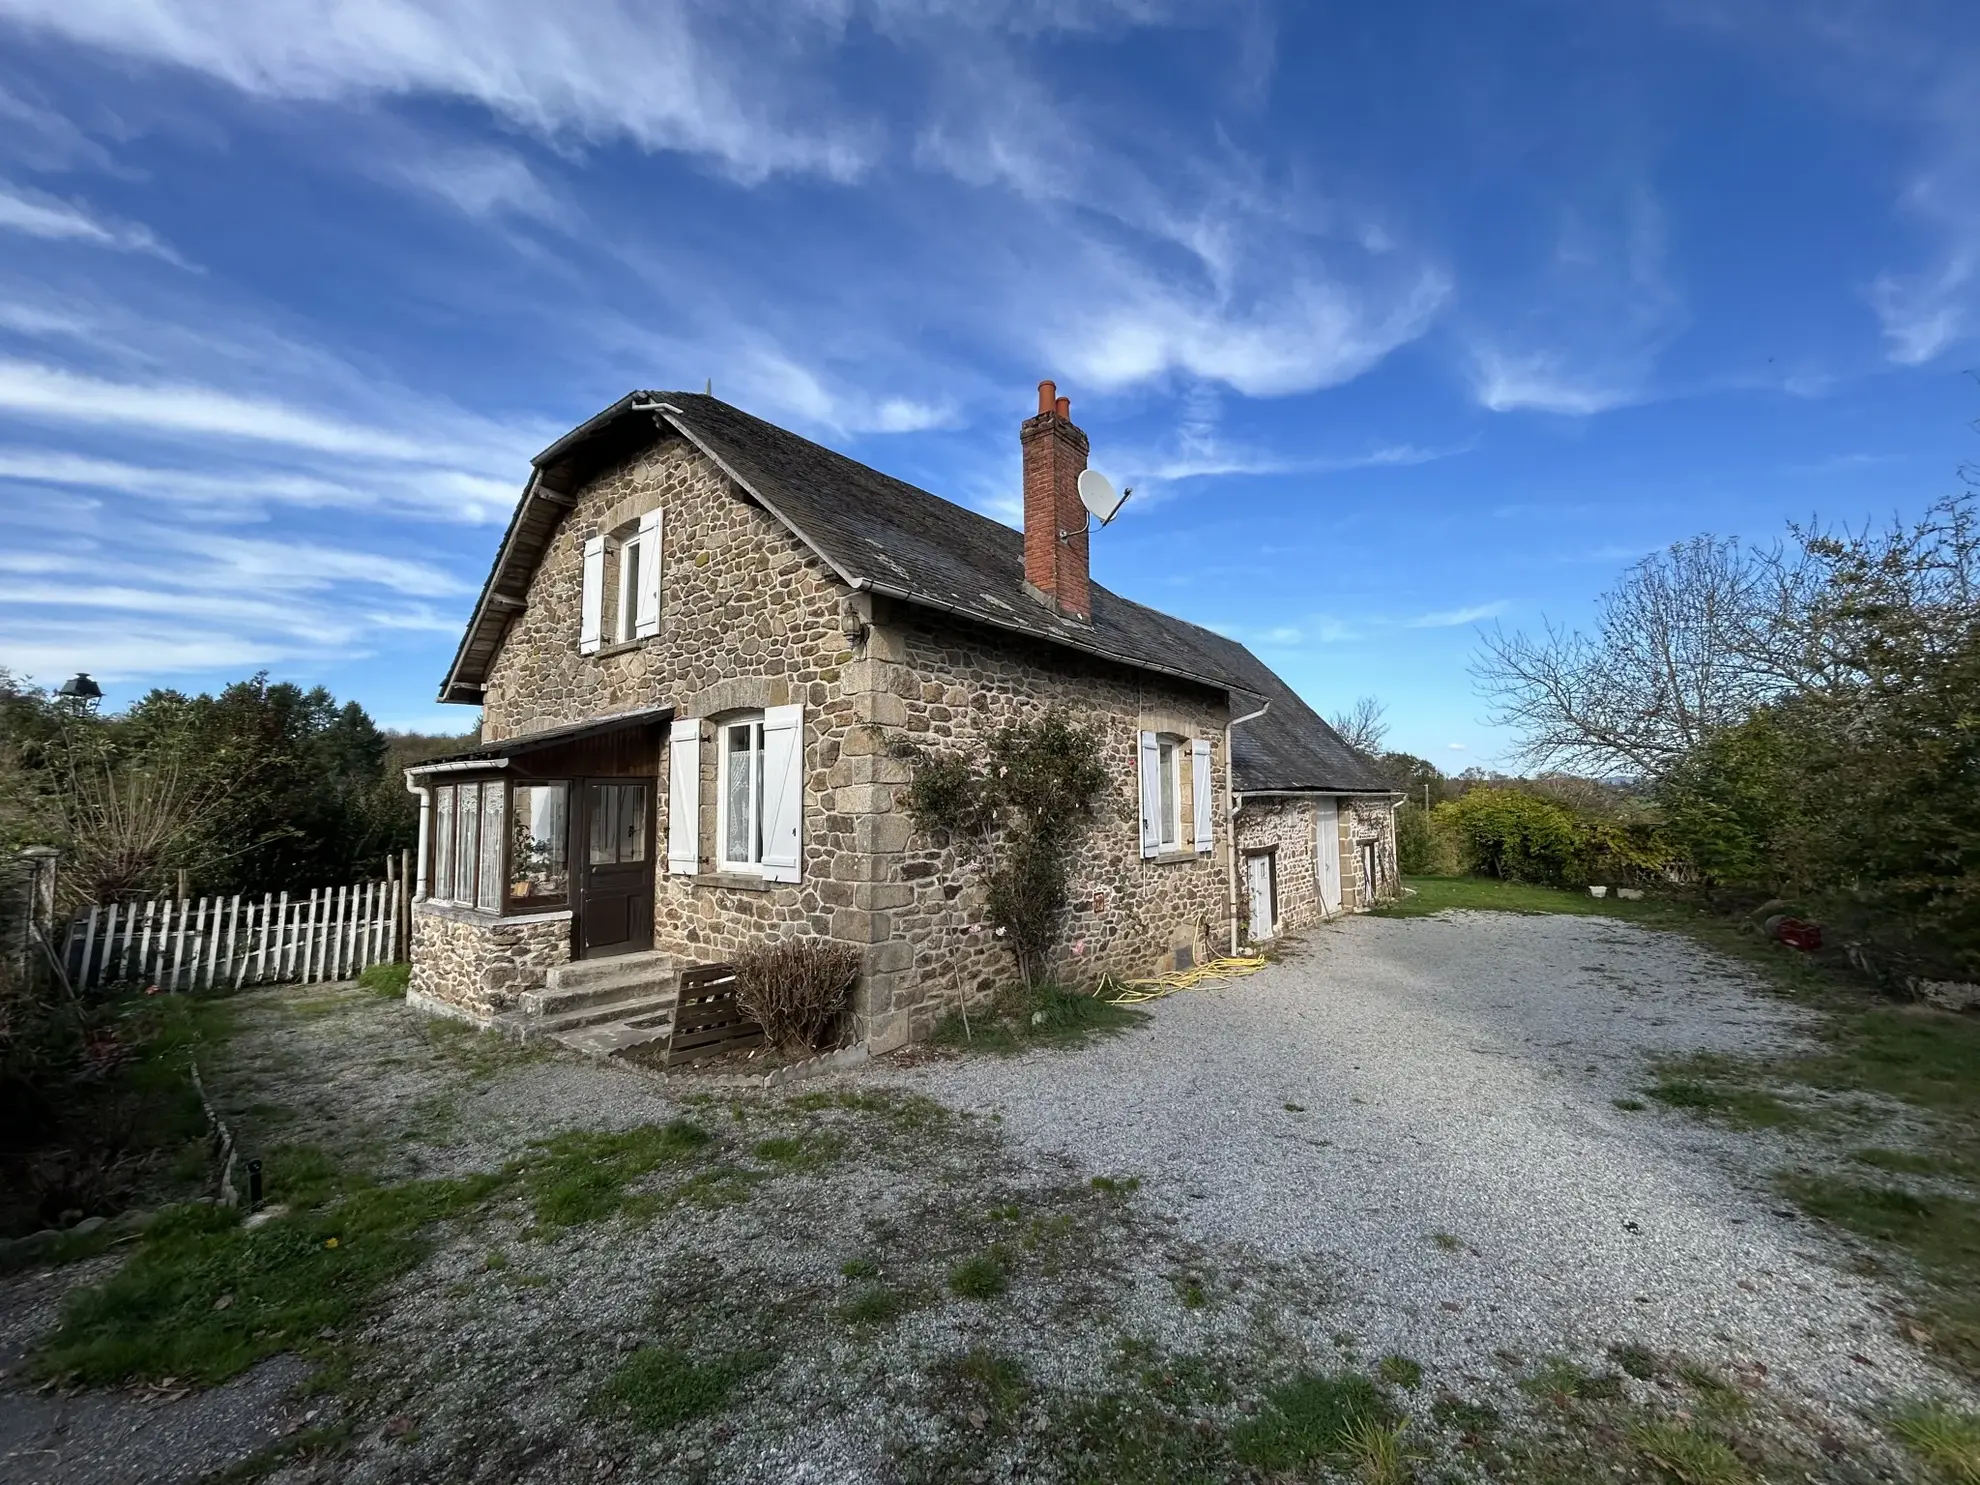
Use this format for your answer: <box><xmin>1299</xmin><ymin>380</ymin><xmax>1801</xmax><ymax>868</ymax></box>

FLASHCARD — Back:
<box><xmin>931</xmin><ymin>980</ymin><xmax>1148</xmax><ymax>1055</ymax></box>
<box><xmin>34</xmin><ymin>1163</ymin><xmax>504</xmax><ymax>1386</ymax></box>
<box><xmin>1377</xmin><ymin>1354</ymin><xmax>1424</xmax><ymax>1389</ymax></box>
<box><xmin>1890</xmin><ymin>1401</ymin><xmax>1980</xmax><ymax>1484</ymax></box>
<box><xmin>930</xmin><ymin>1346</ymin><xmax>1030</xmax><ymax>1427</ymax></box>
<box><xmin>839</xmin><ymin>1284</ymin><xmax>911</xmax><ymax>1324</ymax></box>
<box><xmin>1230</xmin><ymin>1369</ymin><xmax>1398</xmax><ymax>1472</ymax></box>
<box><xmin>1627</xmin><ymin>1416</ymin><xmax>1751</xmax><ymax>1485</ymax></box>
<box><xmin>1609</xmin><ymin>1341</ymin><xmax>1660</xmax><ymax>1379</ymax></box>
<box><xmin>1521</xmin><ymin>1355</ymin><xmax>1624</xmax><ymax>1405</ymax></box>
<box><xmin>355</xmin><ymin>962</ymin><xmax>409</xmax><ymax>997</ymax></box>
<box><xmin>1645</xmin><ymin>1054</ymin><xmax>1804</xmax><ymax>1128</ymax></box>
<box><xmin>593</xmin><ymin>1346</ymin><xmax>774</xmax><ymax>1433</ymax></box>
<box><xmin>947</xmin><ymin>1247</ymin><xmax>1012</xmax><ymax>1299</ymax></box>
<box><xmin>750</xmin><ymin>1132</ymin><xmax>841</xmax><ymax>1171</ymax></box>
<box><xmin>514</xmin><ymin>1120</ymin><xmax>712</xmax><ymax>1227</ymax></box>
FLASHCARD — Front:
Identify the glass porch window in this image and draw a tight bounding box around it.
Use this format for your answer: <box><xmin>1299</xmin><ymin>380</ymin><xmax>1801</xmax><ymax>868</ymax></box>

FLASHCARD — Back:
<box><xmin>509</xmin><ymin>783</ymin><xmax>569</xmax><ymax>903</ymax></box>
<box><xmin>455</xmin><ymin>782</ymin><xmax>481</xmax><ymax>906</ymax></box>
<box><xmin>478</xmin><ymin>783</ymin><xmax>505</xmax><ymax>912</ymax></box>
<box><xmin>433</xmin><ymin>786</ymin><xmax>455</xmax><ymax>901</ymax></box>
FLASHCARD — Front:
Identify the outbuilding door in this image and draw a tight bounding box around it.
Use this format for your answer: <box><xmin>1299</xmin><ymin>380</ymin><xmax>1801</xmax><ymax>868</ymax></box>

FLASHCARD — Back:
<box><xmin>575</xmin><ymin>778</ymin><xmax>654</xmax><ymax>959</ymax></box>
<box><xmin>1316</xmin><ymin>798</ymin><xmax>1343</xmax><ymax>914</ymax></box>
<box><xmin>1245</xmin><ymin>852</ymin><xmax>1276</xmax><ymax>941</ymax></box>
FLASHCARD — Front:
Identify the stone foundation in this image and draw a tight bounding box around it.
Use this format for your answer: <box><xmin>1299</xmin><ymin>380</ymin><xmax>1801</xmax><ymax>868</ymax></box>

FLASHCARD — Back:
<box><xmin>409</xmin><ymin>902</ymin><xmax>572</xmax><ymax>1023</ymax></box>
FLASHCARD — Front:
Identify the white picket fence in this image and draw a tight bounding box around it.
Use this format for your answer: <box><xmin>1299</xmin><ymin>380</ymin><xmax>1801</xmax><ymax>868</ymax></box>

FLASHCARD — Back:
<box><xmin>65</xmin><ymin>870</ymin><xmax>407</xmax><ymax>993</ymax></box>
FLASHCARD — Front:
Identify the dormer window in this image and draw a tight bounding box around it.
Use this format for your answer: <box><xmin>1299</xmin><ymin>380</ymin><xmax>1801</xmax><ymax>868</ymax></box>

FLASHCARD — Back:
<box><xmin>579</xmin><ymin>509</ymin><xmax>662</xmax><ymax>654</ymax></box>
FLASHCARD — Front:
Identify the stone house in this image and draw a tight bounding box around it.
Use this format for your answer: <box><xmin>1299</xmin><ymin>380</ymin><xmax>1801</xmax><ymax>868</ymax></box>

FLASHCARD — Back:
<box><xmin>406</xmin><ymin>383</ymin><xmax>1399</xmax><ymax>1052</ymax></box>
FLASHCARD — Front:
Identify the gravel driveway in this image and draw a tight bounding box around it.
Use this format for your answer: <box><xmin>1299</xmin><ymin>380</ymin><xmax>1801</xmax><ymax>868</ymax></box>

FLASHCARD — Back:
<box><xmin>901</xmin><ymin>910</ymin><xmax>1951</xmax><ymax>1418</ymax></box>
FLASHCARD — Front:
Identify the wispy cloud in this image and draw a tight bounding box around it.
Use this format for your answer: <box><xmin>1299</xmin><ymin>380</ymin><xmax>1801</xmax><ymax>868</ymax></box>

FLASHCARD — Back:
<box><xmin>0</xmin><ymin>181</ymin><xmax>183</xmax><ymax>261</ymax></box>
<box><xmin>1407</xmin><ymin>600</ymin><xmax>1508</xmax><ymax>628</ymax></box>
<box><xmin>389</xmin><ymin>145</ymin><xmax>562</xmax><ymax>223</ymax></box>
<box><xmin>0</xmin><ymin>358</ymin><xmax>523</xmax><ymax>470</ymax></box>
<box><xmin>1463</xmin><ymin>185</ymin><xmax>1683</xmax><ymax>415</ymax></box>
<box><xmin>0</xmin><ymin>0</ymin><xmax>877</xmax><ymax>184</ymax></box>
<box><xmin>0</xmin><ymin>521</ymin><xmax>474</xmax><ymax>683</ymax></box>
<box><xmin>0</xmin><ymin>448</ymin><xmax>517</xmax><ymax>521</ymax></box>
<box><xmin>1868</xmin><ymin>140</ymin><xmax>1980</xmax><ymax>364</ymax></box>
<box><xmin>1057</xmin><ymin>261</ymin><xmax>1450</xmax><ymax>399</ymax></box>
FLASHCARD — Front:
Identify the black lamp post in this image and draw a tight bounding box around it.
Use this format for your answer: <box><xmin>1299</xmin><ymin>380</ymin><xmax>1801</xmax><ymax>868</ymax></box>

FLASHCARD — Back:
<box><xmin>57</xmin><ymin>673</ymin><xmax>103</xmax><ymax>713</ymax></box>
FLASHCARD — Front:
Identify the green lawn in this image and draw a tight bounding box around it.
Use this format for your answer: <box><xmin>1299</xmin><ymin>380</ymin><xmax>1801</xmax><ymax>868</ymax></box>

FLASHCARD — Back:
<box><xmin>1380</xmin><ymin>875</ymin><xmax>1670</xmax><ymax>919</ymax></box>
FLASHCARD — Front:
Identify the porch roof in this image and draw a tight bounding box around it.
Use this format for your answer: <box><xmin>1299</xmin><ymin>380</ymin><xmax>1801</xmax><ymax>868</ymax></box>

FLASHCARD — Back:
<box><xmin>404</xmin><ymin>706</ymin><xmax>673</xmax><ymax>776</ymax></box>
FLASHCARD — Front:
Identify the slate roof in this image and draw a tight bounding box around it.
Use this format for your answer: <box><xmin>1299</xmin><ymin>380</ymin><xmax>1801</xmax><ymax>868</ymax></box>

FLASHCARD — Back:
<box><xmin>441</xmin><ymin>391</ymin><xmax>1396</xmax><ymax>796</ymax></box>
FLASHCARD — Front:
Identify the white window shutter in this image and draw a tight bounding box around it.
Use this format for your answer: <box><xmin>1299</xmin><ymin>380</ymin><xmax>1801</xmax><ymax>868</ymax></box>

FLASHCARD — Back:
<box><xmin>1192</xmin><ymin>737</ymin><xmax>1214</xmax><ymax>853</ymax></box>
<box><xmin>760</xmin><ymin>704</ymin><xmax>804</xmax><ymax>883</ymax></box>
<box><xmin>667</xmin><ymin>721</ymin><xmax>700</xmax><ymax>875</ymax></box>
<box><xmin>633</xmin><ymin>509</ymin><xmax>662</xmax><ymax>638</ymax></box>
<box><xmin>579</xmin><ymin>535</ymin><xmax>605</xmax><ymax>655</ymax></box>
<box><xmin>1137</xmin><ymin>730</ymin><xmax>1161</xmax><ymax>858</ymax></box>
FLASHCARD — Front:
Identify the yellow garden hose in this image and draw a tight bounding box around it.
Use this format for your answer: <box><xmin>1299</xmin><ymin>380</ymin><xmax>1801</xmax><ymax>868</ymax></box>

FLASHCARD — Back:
<box><xmin>1098</xmin><ymin>954</ymin><xmax>1270</xmax><ymax>1004</ymax></box>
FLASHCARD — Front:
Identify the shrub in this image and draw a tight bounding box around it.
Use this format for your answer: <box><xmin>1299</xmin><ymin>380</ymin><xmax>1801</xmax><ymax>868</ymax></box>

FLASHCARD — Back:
<box><xmin>1436</xmin><ymin>787</ymin><xmax>1587</xmax><ymax>886</ymax></box>
<box><xmin>732</xmin><ymin>937</ymin><xmax>862</xmax><ymax>1053</ymax></box>
<box><xmin>890</xmin><ymin>709</ymin><xmax>1110</xmax><ymax>986</ymax></box>
<box><xmin>1396</xmin><ymin>803</ymin><xmax>1460</xmax><ymax>876</ymax></box>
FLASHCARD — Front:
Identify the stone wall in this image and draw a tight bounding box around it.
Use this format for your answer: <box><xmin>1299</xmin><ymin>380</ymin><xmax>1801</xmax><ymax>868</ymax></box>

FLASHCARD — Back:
<box><xmin>409</xmin><ymin>903</ymin><xmax>572</xmax><ymax>1022</ymax></box>
<box><xmin>1235</xmin><ymin>796</ymin><xmax>1322</xmax><ymax>934</ymax></box>
<box><xmin>852</xmin><ymin>605</ymin><xmax>1231</xmax><ymax>1050</ymax></box>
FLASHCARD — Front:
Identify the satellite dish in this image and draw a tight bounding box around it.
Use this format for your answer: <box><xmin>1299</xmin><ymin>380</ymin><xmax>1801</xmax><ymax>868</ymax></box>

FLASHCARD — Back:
<box><xmin>1078</xmin><ymin>468</ymin><xmax>1131</xmax><ymax>527</ymax></box>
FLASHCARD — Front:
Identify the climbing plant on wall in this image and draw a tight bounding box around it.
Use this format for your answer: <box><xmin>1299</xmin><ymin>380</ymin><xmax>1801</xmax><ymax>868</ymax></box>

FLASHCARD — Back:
<box><xmin>888</xmin><ymin>709</ymin><xmax>1111</xmax><ymax>987</ymax></box>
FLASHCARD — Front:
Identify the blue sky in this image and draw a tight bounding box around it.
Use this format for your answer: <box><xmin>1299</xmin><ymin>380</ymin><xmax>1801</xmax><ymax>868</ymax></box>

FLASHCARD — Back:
<box><xmin>0</xmin><ymin>1</ymin><xmax>1975</xmax><ymax>765</ymax></box>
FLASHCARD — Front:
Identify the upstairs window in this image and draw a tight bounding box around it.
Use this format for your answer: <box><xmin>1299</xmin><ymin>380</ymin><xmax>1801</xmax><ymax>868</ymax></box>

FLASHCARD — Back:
<box><xmin>579</xmin><ymin>508</ymin><xmax>662</xmax><ymax>654</ymax></box>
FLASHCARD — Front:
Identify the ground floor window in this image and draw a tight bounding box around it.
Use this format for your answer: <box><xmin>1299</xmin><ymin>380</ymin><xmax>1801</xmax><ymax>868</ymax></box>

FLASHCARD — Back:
<box><xmin>720</xmin><ymin>715</ymin><xmax>766</xmax><ymax>871</ymax></box>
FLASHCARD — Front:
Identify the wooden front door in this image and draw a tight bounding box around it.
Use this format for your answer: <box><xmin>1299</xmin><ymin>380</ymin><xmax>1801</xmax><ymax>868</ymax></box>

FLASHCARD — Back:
<box><xmin>575</xmin><ymin>778</ymin><xmax>655</xmax><ymax>959</ymax></box>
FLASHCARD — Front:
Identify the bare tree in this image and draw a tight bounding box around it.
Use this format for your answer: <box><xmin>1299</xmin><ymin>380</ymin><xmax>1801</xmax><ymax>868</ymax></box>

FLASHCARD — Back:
<box><xmin>1472</xmin><ymin>536</ymin><xmax>1783</xmax><ymax>777</ymax></box>
<box><xmin>1328</xmin><ymin>695</ymin><xmax>1389</xmax><ymax>757</ymax></box>
<box><xmin>1473</xmin><ymin>495</ymin><xmax>1980</xmax><ymax>777</ymax></box>
<box><xmin>57</xmin><ymin>757</ymin><xmax>227</xmax><ymax>905</ymax></box>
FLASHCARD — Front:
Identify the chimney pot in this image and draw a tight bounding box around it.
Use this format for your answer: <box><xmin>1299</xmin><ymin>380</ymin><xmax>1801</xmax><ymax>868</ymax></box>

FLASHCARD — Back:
<box><xmin>1037</xmin><ymin>380</ymin><xmax>1056</xmax><ymax>415</ymax></box>
<box><xmin>1055</xmin><ymin>395</ymin><xmax>1070</xmax><ymax>419</ymax></box>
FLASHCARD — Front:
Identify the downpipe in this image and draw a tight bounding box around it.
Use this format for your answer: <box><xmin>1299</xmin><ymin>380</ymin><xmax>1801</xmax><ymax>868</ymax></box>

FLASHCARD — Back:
<box><xmin>1224</xmin><ymin>700</ymin><xmax>1270</xmax><ymax>955</ymax></box>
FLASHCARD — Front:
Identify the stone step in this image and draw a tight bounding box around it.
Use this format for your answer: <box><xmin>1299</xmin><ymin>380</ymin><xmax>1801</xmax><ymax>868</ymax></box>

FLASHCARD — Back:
<box><xmin>543</xmin><ymin>950</ymin><xmax>677</xmax><ymax>995</ymax></box>
<box><xmin>534</xmin><ymin>989</ymin><xmax>676</xmax><ymax>1035</ymax></box>
<box><xmin>524</xmin><ymin>963</ymin><xmax>677</xmax><ymax>1020</ymax></box>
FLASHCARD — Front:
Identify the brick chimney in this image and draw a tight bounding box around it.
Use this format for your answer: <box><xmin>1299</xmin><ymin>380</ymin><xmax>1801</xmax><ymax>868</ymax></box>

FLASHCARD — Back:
<box><xmin>1020</xmin><ymin>379</ymin><xmax>1091</xmax><ymax>621</ymax></box>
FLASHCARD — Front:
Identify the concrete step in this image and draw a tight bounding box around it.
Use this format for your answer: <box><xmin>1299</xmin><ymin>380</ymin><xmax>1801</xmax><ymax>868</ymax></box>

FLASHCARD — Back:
<box><xmin>534</xmin><ymin>989</ymin><xmax>676</xmax><ymax>1035</ymax></box>
<box><xmin>543</xmin><ymin>950</ymin><xmax>677</xmax><ymax>995</ymax></box>
<box><xmin>550</xmin><ymin>1018</ymin><xmax>674</xmax><ymax>1058</ymax></box>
